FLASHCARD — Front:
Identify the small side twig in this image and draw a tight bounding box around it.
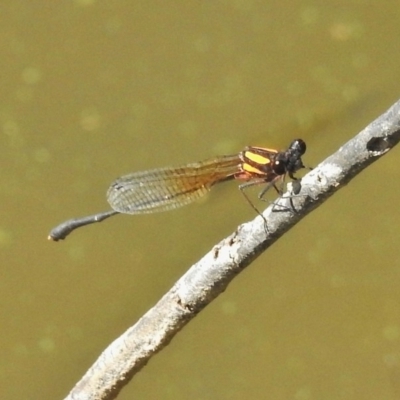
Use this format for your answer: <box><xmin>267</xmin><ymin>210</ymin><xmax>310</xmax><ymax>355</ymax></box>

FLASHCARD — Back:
<box><xmin>65</xmin><ymin>99</ymin><xmax>400</xmax><ymax>400</ymax></box>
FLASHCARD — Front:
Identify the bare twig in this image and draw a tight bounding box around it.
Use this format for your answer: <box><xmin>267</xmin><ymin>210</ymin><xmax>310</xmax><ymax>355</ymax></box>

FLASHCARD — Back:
<box><xmin>64</xmin><ymin>99</ymin><xmax>400</xmax><ymax>400</ymax></box>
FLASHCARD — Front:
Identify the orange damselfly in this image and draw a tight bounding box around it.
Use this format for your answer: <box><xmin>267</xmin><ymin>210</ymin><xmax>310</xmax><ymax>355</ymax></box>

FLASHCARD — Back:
<box><xmin>48</xmin><ymin>139</ymin><xmax>307</xmax><ymax>241</ymax></box>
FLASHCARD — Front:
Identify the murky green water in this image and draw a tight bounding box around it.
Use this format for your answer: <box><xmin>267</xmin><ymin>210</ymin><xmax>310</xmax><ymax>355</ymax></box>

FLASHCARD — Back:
<box><xmin>1</xmin><ymin>1</ymin><xmax>400</xmax><ymax>399</ymax></box>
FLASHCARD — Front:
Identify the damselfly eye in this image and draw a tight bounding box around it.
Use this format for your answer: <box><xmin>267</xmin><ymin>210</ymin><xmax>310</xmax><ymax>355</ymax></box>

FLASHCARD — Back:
<box><xmin>290</xmin><ymin>139</ymin><xmax>306</xmax><ymax>155</ymax></box>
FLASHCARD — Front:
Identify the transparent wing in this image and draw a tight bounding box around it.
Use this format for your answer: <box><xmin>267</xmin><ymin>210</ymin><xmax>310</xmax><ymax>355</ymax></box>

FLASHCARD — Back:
<box><xmin>106</xmin><ymin>155</ymin><xmax>241</xmax><ymax>214</ymax></box>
